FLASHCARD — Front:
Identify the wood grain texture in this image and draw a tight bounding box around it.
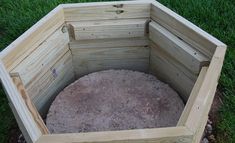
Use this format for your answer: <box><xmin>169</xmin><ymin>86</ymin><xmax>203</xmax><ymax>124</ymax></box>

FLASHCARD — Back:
<box><xmin>69</xmin><ymin>37</ymin><xmax>149</xmax><ymax>49</ymax></box>
<box><xmin>26</xmin><ymin>51</ymin><xmax>75</xmax><ymax>114</ymax></box>
<box><xmin>151</xmin><ymin>1</ymin><xmax>226</xmax><ymax>58</ymax></box>
<box><xmin>71</xmin><ymin>42</ymin><xmax>149</xmax><ymax>77</ymax></box>
<box><xmin>62</xmin><ymin>1</ymin><xmax>151</xmax><ymax>22</ymax></box>
<box><xmin>36</xmin><ymin>127</ymin><xmax>193</xmax><ymax>143</ymax></box>
<box><xmin>0</xmin><ymin>61</ymin><xmax>42</xmax><ymax>142</ymax></box>
<box><xmin>0</xmin><ymin>5</ymin><xmax>64</xmax><ymax>71</ymax></box>
<box><xmin>150</xmin><ymin>43</ymin><xmax>196</xmax><ymax>101</ymax></box>
<box><xmin>149</xmin><ymin>21</ymin><xmax>209</xmax><ymax>74</ymax></box>
<box><xmin>177</xmin><ymin>67</ymin><xmax>208</xmax><ymax>126</ymax></box>
<box><xmin>69</xmin><ymin>19</ymin><xmax>147</xmax><ymax>40</ymax></box>
<box><xmin>11</xmin><ymin>75</ymin><xmax>49</xmax><ymax>134</ymax></box>
<box><xmin>11</xmin><ymin>27</ymin><xmax>70</xmax><ymax>87</ymax></box>
<box><xmin>185</xmin><ymin>46</ymin><xmax>226</xmax><ymax>133</ymax></box>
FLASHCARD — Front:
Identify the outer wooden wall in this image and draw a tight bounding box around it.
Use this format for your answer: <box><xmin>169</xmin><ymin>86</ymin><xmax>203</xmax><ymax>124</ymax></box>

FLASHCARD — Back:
<box><xmin>64</xmin><ymin>2</ymin><xmax>151</xmax><ymax>78</ymax></box>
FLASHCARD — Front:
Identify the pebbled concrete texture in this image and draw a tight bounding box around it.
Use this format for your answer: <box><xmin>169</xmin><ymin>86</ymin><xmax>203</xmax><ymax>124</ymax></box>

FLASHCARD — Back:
<box><xmin>46</xmin><ymin>70</ymin><xmax>184</xmax><ymax>133</ymax></box>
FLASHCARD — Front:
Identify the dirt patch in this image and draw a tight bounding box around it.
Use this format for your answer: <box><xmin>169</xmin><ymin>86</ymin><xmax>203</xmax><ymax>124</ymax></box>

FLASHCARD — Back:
<box><xmin>46</xmin><ymin>70</ymin><xmax>184</xmax><ymax>133</ymax></box>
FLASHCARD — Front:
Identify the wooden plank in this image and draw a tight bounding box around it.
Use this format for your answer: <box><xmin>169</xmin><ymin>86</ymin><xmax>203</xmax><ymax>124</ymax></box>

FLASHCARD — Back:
<box><xmin>149</xmin><ymin>21</ymin><xmax>209</xmax><ymax>74</ymax></box>
<box><xmin>74</xmin><ymin>59</ymin><xmax>149</xmax><ymax>78</ymax></box>
<box><xmin>150</xmin><ymin>43</ymin><xmax>196</xmax><ymax>101</ymax></box>
<box><xmin>26</xmin><ymin>51</ymin><xmax>75</xmax><ymax>114</ymax></box>
<box><xmin>185</xmin><ymin>46</ymin><xmax>226</xmax><ymax>133</ymax></box>
<box><xmin>36</xmin><ymin>127</ymin><xmax>193</xmax><ymax>143</ymax></box>
<box><xmin>72</xmin><ymin>46</ymin><xmax>149</xmax><ymax>60</ymax></box>
<box><xmin>11</xmin><ymin>27</ymin><xmax>70</xmax><ymax>87</ymax></box>
<box><xmin>11</xmin><ymin>75</ymin><xmax>49</xmax><ymax>134</ymax></box>
<box><xmin>177</xmin><ymin>67</ymin><xmax>208</xmax><ymax>126</ymax></box>
<box><xmin>151</xmin><ymin>1</ymin><xmax>226</xmax><ymax>58</ymax></box>
<box><xmin>62</xmin><ymin>1</ymin><xmax>151</xmax><ymax>22</ymax></box>
<box><xmin>69</xmin><ymin>37</ymin><xmax>149</xmax><ymax>49</ymax></box>
<box><xmin>0</xmin><ymin>61</ymin><xmax>42</xmax><ymax>142</ymax></box>
<box><xmin>0</xmin><ymin>5</ymin><xmax>64</xmax><ymax>71</ymax></box>
<box><xmin>71</xmin><ymin>45</ymin><xmax>149</xmax><ymax>77</ymax></box>
<box><xmin>69</xmin><ymin>19</ymin><xmax>147</xmax><ymax>40</ymax></box>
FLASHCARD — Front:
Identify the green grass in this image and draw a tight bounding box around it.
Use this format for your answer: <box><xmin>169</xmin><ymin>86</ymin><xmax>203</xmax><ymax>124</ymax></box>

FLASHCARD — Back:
<box><xmin>0</xmin><ymin>0</ymin><xmax>234</xmax><ymax>142</ymax></box>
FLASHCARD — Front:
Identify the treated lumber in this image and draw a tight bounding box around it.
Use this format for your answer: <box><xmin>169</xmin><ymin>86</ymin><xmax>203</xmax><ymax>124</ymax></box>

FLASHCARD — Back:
<box><xmin>74</xmin><ymin>59</ymin><xmax>149</xmax><ymax>78</ymax></box>
<box><xmin>62</xmin><ymin>1</ymin><xmax>151</xmax><ymax>22</ymax></box>
<box><xmin>151</xmin><ymin>1</ymin><xmax>226</xmax><ymax>58</ymax></box>
<box><xmin>11</xmin><ymin>75</ymin><xmax>49</xmax><ymax>134</ymax></box>
<box><xmin>185</xmin><ymin>46</ymin><xmax>226</xmax><ymax>133</ymax></box>
<box><xmin>0</xmin><ymin>61</ymin><xmax>42</xmax><ymax>143</ymax></box>
<box><xmin>26</xmin><ymin>51</ymin><xmax>75</xmax><ymax>114</ymax></box>
<box><xmin>36</xmin><ymin>127</ymin><xmax>193</xmax><ymax>143</ymax></box>
<box><xmin>177</xmin><ymin>67</ymin><xmax>208</xmax><ymax>126</ymax></box>
<box><xmin>71</xmin><ymin>44</ymin><xmax>149</xmax><ymax>77</ymax></box>
<box><xmin>69</xmin><ymin>19</ymin><xmax>147</xmax><ymax>40</ymax></box>
<box><xmin>0</xmin><ymin>5</ymin><xmax>64</xmax><ymax>71</ymax></box>
<box><xmin>11</xmin><ymin>27</ymin><xmax>70</xmax><ymax>87</ymax></box>
<box><xmin>150</xmin><ymin>43</ymin><xmax>196</xmax><ymax>101</ymax></box>
<box><xmin>69</xmin><ymin>37</ymin><xmax>148</xmax><ymax>49</ymax></box>
<box><xmin>149</xmin><ymin>21</ymin><xmax>209</xmax><ymax>74</ymax></box>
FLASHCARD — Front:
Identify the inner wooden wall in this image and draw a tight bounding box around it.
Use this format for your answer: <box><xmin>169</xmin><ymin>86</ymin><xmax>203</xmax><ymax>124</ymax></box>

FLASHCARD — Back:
<box><xmin>64</xmin><ymin>2</ymin><xmax>151</xmax><ymax>78</ymax></box>
<box><xmin>10</xmin><ymin>26</ymin><xmax>75</xmax><ymax>115</ymax></box>
<box><xmin>149</xmin><ymin>21</ymin><xmax>210</xmax><ymax>102</ymax></box>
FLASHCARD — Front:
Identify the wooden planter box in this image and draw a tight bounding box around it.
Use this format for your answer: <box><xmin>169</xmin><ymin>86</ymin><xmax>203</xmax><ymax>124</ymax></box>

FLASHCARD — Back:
<box><xmin>0</xmin><ymin>1</ymin><xmax>226</xmax><ymax>143</ymax></box>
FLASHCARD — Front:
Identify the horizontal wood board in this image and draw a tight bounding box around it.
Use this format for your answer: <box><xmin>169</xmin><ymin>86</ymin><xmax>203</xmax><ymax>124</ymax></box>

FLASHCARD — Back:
<box><xmin>149</xmin><ymin>21</ymin><xmax>209</xmax><ymax>74</ymax></box>
<box><xmin>70</xmin><ymin>38</ymin><xmax>149</xmax><ymax>78</ymax></box>
<box><xmin>36</xmin><ymin>127</ymin><xmax>193</xmax><ymax>143</ymax></box>
<box><xmin>151</xmin><ymin>1</ymin><xmax>226</xmax><ymax>58</ymax></box>
<box><xmin>62</xmin><ymin>1</ymin><xmax>151</xmax><ymax>22</ymax></box>
<box><xmin>69</xmin><ymin>19</ymin><xmax>147</xmax><ymax>40</ymax></box>
<box><xmin>11</xmin><ymin>27</ymin><xmax>70</xmax><ymax>87</ymax></box>
<box><xmin>149</xmin><ymin>43</ymin><xmax>196</xmax><ymax>101</ymax></box>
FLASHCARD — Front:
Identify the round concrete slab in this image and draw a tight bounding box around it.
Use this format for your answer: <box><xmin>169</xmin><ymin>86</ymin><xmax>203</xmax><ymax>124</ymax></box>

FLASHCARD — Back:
<box><xmin>46</xmin><ymin>70</ymin><xmax>184</xmax><ymax>133</ymax></box>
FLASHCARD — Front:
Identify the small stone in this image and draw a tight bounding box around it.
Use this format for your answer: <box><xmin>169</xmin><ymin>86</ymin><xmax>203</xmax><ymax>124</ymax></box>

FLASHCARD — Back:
<box><xmin>207</xmin><ymin>119</ymin><xmax>213</xmax><ymax>125</ymax></box>
<box><xmin>201</xmin><ymin>138</ymin><xmax>209</xmax><ymax>143</ymax></box>
<box><xmin>208</xmin><ymin>134</ymin><xmax>216</xmax><ymax>142</ymax></box>
<box><xmin>206</xmin><ymin>124</ymin><xmax>213</xmax><ymax>134</ymax></box>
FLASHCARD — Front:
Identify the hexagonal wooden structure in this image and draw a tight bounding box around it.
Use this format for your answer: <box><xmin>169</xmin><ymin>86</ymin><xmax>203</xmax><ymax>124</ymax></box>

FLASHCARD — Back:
<box><xmin>0</xmin><ymin>1</ymin><xmax>226</xmax><ymax>143</ymax></box>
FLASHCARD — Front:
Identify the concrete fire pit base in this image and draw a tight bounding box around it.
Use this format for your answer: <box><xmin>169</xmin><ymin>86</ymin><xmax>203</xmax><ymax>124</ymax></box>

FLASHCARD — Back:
<box><xmin>46</xmin><ymin>70</ymin><xmax>184</xmax><ymax>133</ymax></box>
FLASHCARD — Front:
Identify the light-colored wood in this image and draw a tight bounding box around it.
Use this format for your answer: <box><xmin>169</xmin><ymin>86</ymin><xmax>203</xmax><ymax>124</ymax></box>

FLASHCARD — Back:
<box><xmin>26</xmin><ymin>51</ymin><xmax>75</xmax><ymax>114</ymax></box>
<box><xmin>36</xmin><ymin>127</ymin><xmax>193</xmax><ymax>143</ymax></box>
<box><xmin>185</xmin><ymin>46</ymin><xmax>226</xmax><ymax>133</ymax></box>
<box><xmin>11</xmin><ymin>27</ymin><xmax>70</xmax><ymax>87</ymax></box>
<box><xmin>69</xmin><ymin>19</ymin><xmax>147</xmax><ymax>40</ymax></box>
<box><xmin>74</xmin><ymin>59</ymin><xmax>149</xmax><ymax>78</ymax></box>
<box><xmin>11</xmin><ymin>75</ymin><xmax>49</xmax><ymax>134</ymax></box>
<box><xmin>0</xmin><ymin>5</ymin><xmax>64</xmax><ymax>72</ymax></box>
<box><xmin>70</xmin><ymin>38</ymin><xmax>149</xmax><ymax>77</ymax></box>
<box><xmin>151</xmin><ymin>1</ymin><xmax>226</xmax><ymax>58</ymax></box>
<box><xmin>71</xmin><ymin>43</ymin><xmax>149</xmax><ymax>77</ymax></box>
<box><xmin>150</xmin><ymin>43</ymin><xmax>196</xmax><ymax>101</ymax></box>
<box><xmin>177</xmin><ymin>67</ymin><xmax>208</xmax><ymax>126</ymax></box>
<box><xmin>0</xmin><ymin>1</ymin><xmax>227</xmax><ymax>143</ymax></box>
<box><xmin>149</xmin><ymin>21</ymin><xmax>209</xmax><ymax>74</ymax></box>
<box><xmin>62</xmin><ymin>1</ymin><xmax>151</xmax><ymax>22</ymax></box>
<box><xmin>0</xmin><ymin>61</ymin><xmax>42</xmax><ymax>142</ymax></box>
<box><xmin>69</xmin><ymin>37</ymin><xmax>149</xmax><ymax>49</ymax></box>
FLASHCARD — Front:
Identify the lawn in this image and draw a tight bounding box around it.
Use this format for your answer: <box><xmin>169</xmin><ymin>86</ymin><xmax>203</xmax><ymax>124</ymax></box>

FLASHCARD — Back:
<box><xmin>0</xmin><ymin>0</ymin><xmax>234</xmax><ymax>143</ymax></box>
